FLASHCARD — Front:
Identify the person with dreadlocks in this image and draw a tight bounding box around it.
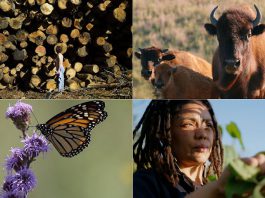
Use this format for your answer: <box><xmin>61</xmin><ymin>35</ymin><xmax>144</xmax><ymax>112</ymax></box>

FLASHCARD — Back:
<box><xmin>133</xmin><ymin>100</ymin><xmax>265</xmax><ymax>198</ymax></box>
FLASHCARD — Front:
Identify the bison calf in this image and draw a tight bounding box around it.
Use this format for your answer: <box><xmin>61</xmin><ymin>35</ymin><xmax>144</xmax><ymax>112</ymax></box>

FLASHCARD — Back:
<box><xmin>154</xmin><ymin>63</ymin><xmax>219</xmax><ymax>99</ymax></box>
<box><xmin>134</xmin><ymin>46</ymin><xmax>212</xmax><ymax>80</ymax></box>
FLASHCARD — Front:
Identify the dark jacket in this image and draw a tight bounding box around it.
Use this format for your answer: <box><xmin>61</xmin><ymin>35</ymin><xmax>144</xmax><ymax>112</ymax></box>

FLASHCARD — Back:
<box><xmin>134</xmin><ymin>169</ymin><xmax>202</xmax><ymax>198</ymax></box>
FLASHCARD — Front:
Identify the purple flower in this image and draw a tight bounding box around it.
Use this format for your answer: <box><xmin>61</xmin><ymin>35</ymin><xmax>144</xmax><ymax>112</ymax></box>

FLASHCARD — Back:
<box><xmin>22</xmin><ymin>133</ymin><xmax>49</xmax><ymax>158</ymax></box>
<box><xmin>5</xmin><ymin>101</ymin><xmax>32</xmax><ymax>132</ymax></box>
<box><xmin>5</xmin><ymin>148</ymin><xmax>27</xmax><ymax>173</ymax></box>
<box><xmin>1</xmin><ymin>191</ymin><xmax>25</xmax><ymax>198</ymax></box>
<box><xmin>10</xmin><ymin>169</ymin><xmax>36</xmax><ymax>194</ymax></box>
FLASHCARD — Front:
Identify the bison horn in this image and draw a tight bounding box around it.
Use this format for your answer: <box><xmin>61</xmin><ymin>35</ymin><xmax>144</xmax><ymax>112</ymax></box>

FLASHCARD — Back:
<box><xmin>210</xmin><ymin>6</ymin><xmax>218</xmax><ymax>26</ymax></box>
<box><xmin>253</xmin><ymin>4</ymin><xmax>261</xmax><ymax>27</ymax></box>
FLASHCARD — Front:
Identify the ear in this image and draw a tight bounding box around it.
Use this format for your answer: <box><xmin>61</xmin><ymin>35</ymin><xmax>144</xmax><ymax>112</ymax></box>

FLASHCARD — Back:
<box><xmin>204</xmin><ymin>24</ymin><xmax>217</xmax><ymax>35</ymax></box>
<box><xmin>161</xmin><ymin>49</ymin><xmax>168</xmax><ymax>53</ymax></box>
<box><xmin>162</xmin><ymin>54</ymin><xmax>175</xmax><ymax>61</ymax></box>
<box><xmin>134</xmin><ymin>51</ymin><xmax>141</xmax><ymax>59</ymax></box>
<box><xmin>252</xmin><ymin>24</ymin><xmax>265</xmax><ymax>35</ymax></box>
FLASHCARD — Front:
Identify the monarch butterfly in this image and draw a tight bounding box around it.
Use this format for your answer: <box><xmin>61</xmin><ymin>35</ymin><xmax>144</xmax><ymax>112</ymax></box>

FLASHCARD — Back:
<box><xmin>36</xmin><ymin>101</ymin><xmax>107</xmax><ymax>157</ymax></box>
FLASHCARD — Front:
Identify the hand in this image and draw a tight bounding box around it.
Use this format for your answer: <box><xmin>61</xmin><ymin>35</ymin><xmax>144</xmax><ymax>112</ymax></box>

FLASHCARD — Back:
<box><xmin>217</xmin><ymin>153</ymin><xmax>265</xmax><ymax>194</ymax></box>
<box><xmin>241</xmin><ymin>153</ymin><xmax>265</xmax><ymax>174</ymax></box>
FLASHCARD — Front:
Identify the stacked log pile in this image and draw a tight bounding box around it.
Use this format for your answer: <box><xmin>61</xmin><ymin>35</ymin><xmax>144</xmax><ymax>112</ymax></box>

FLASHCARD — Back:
<box><xmin>0</xmin><ymin>0</ymin><xmax>132</xmax><ymax>91</ymax></box>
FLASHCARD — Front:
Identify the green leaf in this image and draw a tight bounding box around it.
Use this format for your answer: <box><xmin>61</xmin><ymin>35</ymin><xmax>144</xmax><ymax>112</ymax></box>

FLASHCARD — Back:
<box><xmin>223</xmin><ymin>145</ymin><xmax>239</xmax><ymax>167</ymax></box>
<box><xmin>229</xmin><ymin>158</ymin><xmax>259</xmax><ymax>181</ymax></box>
<box><xmin>225</xmin><ymin>176</ymin><xmax>255</xmax><ymax>198</ymax></box>
<box><xmin>250</xmin><ymin>177</ymin><xmax>265</xmax><ymax>198</ymax></box>
<box><xmin>226</xmin><ymin>122</ymin><xmax>245</xmax><ymax>150</ymax></box>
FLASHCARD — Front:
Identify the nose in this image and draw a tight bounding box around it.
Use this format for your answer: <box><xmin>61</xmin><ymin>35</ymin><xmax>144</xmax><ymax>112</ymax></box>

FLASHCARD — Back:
<box><xmin>141</xmin><ymin>70</ymin><xmax>152</xmax><ymax>78</ymax></box>
<box><xmin>194</xmin><ymin>128</ymin><xmax>208</xmax><ymax>140</ymax></box>
<box><xmin>154</xmin><ymin>79</ymin><xmax>164</xmax><ymax>89</ymax></box>
<box><xmin>224</xmin><ymin>59</ymin><xmax>240</xmax><ymax>67</ymax></box>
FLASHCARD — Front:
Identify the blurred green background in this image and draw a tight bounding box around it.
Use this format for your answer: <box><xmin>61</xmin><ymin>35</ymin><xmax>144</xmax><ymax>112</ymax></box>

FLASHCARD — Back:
<box><xmin>0</xmin><ymin>100</ymin><xmax>132</xmax><ymax>198</ymax></box>
<box><xmin>133</xmin><ymin>0</ymin><xmax>265</xmax><ymax>98</ymax></box>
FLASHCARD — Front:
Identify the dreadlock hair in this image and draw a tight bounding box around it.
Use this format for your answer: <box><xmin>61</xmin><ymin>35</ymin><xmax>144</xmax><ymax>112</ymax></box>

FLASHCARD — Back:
<box><xmin>133</xmin><ymin>100</ymin><xmax>223</xmax><ymax>186</ymax></box>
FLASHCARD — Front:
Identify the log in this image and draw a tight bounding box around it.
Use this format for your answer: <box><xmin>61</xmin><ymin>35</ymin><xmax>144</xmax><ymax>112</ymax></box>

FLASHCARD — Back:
<box><xmin>13</xmin><ymin>49</ymin><xmax>27</xmax><ymax>61</ymax></box>
<box><xmin>76</xmin><ymin>73</ymin><xmax>94</xmax><ymax>81</ymax></box>
<box><xmin>40</xmin><ymin>56</ymin><xmax>47</xmax><ymax>64</ymax></box>
<box><xmin>0</xmin><ymin>83</ymin><xmax>7</xmax><ymax>90</ymax></box>
<box><xmin>40</xmin><ymin>3</ymin><xmax>54</xmax><ymax>15</ymax></box>
<box><xmin>86</xmin><ymin>23</ymin><xmax>94</xmax><ymax>31</ymax></box>
<box><xmin>96</xmin><ymin>37</ymin><xmax>106</xmax><ymax>46</ymax></box>
<box><xmin>28</xmin><ymin>0</ymin><xmax>35</xmax><ymax>6</ymax></box>
<box><xmin>0</xmin><ymin>0</ymin><xmax>14</xmax><ymax>12</ymax></box>
<box><xmin>45</xmin><ymin>67</ymin><xmax>56</xmax><ymax>77</ymax></box>
<box><xmin>66</xmin><ymin>67</ymin><xmax>76</xmax><ymax>79</ymax></box>
<box><xmin>4</xmin><ymin>41</ymin><xmax>16</xmax><ymax>51</ymax></box>
<box><xmin>10</xmin><ymin>68</ymin><xmax>17</xmax><ymax>76</ymax></box>
<box><xmin>103</xmin><ymin>42</ymin><xmax>113</xmax><ymax>53</ymax></box>
<box><xmin>81</xmin><ymin>64</ymin><xmax>99</xmax><ymax>74</ymax></box>
<box><xmin>35</xmin><ymin>45</ymin><xmax>46</xmax><ymax>56</ymax></box>
<box><xmin>106</xmin><ymin>55</ymin><xmax>117</xmax><ymax>67</ymax></box>
<box><xmin>58</xmin><ymin>0</ymin><xmax>67</xmax><ymax>10</ymax></box>
<box><xmin>74</xmin><ymin>62</ymin><xmax>83</xmax><ymax>72</ymax></box>
<box><xmin>36</xmin><ymin>0</ymin><xmax>46</xmax><ymax>5</ymax></box>
<box><xmin>3</xmin><ymin>66</ymin><xmax>9</xmax><ymax>74</ymax></box>
<box><xmin>74</xmin><ymin>18</ymin><xmax>83</xmax><ymax>30</ymax></box>
<box><xmin>54</xmin><ymin>43</ymin><xmax>67</xmax><ymax>54</ymax></box>
<box><xmin>0</xmin><ymin>52</ymin><xmax>8</xmax><ymax>63</ymax></box>
<box><xmin>63</xmin><ymin>59</ymin><xmax>71</xmax><ymax>68</ymax></box>
<box><xmin>16</xmin><ymin>30</ymin><xmax>28</xmax><ymax>41</ymax></box>
<box><xmin>71</xmin><ymin>0</ymin><xmax>82</xmax><ymax>5</ymax></box>
<box><xmin>29</xmin><ymin>30</ymin><xmax>46</xmax><ymax>45</ymax></box>
<box><xmin>31</xmin><ymin>67</ymin><xmax>40</xmax><ymax>75</ymax></box>
<box><xmin>32</xmin><ymin>55</ymin><xmax>39</xmax><ymax>63</ymax></box>
<box><xmin>46</xmin><ymin>24</ymin><xmax>58</xmax><ymax>35</ymax></box>
<box><xmin>113</xmin><ymin>64</ymin><xmax>122</xmax><ymax>77</ymax></box>
<box><xmin>47</xmin><ymin>35</ymin><xmax>58</xmax><ymax>45</ymax></box>
<box><xmin>20</xmin><ymin>41</ymin><xmax>28</xmax><ymax>48</ymax></box>
<box><xmin>0</xmin><ymin>33</ymin><xmax>7</xmax><ymax>45</ymax></box>
<box><xmin>66</xmin><ymin>77</ymin><xmax>81</xmax><ymax>90</ymax></box>
<box><xmin>0</xmin><ymin>17</ymin><xmax>9</xmax><ymax>29</ymax></box>
<box><xmin>3</xmin><ymin>73</ymin><xmax>15</xmax><ymax>84</ymax></box>
<box><xmin>70</xmin><ymin>29</ymin><xmax>80</xmax><ymax>39</ymax></box>
<box><xmin>77</xmin><ymin>46</ymin><xmax>88</xmax><ymax>57</ymax></box>
<box><xmin>60</xmin><ymin>34</ymin><xmax>69</xmax><ymax>43</ymax></box>
<box><xmin>46</xmin><ymin>79</ymin><xmax>56</xmax><ymax>91</ymax></box>
<box><xmin>9</xmin><ymin>14</ymin><xmax>27</xmax><ymax>30</ymax></box>
<box><xmin>16</xmin><ymin>63</ymin><xmax>23</xmax><ymax>71</ymax></box>
<box><xmin>113</xmin><ymin>5</ymin><xmax>126</xmax><ymax>22</ymax></box>
<box><xmin>0</xmin><ymin>69</ymin><xmax>3</xmax><ymax>80</ymax></box>
<box><xmin>30</xmin><ymin>75</ymin><xmax>41</xmax><ymax>88</ymax></box>
<box><xmin>62</xmin><ymin>17</ymin><xmax>72</xmax><ymax>28</ymax></box>
<box><xmin>78</xmin><ymin>32</ymin><xmax>90</xmax><ymax>45</ymax></box>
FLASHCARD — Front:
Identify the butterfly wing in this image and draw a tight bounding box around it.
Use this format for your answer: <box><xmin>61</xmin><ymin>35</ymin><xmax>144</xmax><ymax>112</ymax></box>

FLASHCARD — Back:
<box><xmin>40</xmin><ymin>101</ymin><xmax>107</xmax><ymax>157</ymax></box>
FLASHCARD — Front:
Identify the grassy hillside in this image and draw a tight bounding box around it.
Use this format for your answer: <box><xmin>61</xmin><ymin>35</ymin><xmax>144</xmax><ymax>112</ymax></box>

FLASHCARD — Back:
<box><xmin>133</xmin><ymin>0</ymin><xmax>265</xmax><ymax>98</ymax></box>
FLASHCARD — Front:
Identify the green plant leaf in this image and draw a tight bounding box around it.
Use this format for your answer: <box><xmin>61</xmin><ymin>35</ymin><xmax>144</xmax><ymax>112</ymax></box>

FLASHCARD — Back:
<box><xmin>229</xmin><ymin>158</ymin><xmax>259</xmax><ymax>181</ymax></box>
<box><xmin>250</xmin><ymin>178</ymin><xmax>265</xmax><ymax>198</ymax></box>
<box><xmin>226</xmin><ymin>122</ymin><xmax>245</xmax><ymax>150</ymax></box>
<box><xmin>223</xmin><ymin>145</ymin><xmax>239</xmax><ymax>167</ymax></box>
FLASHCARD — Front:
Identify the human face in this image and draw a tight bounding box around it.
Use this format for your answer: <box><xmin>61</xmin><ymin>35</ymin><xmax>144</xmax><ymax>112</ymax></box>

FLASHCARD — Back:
<box><xmin>170</xmin><ymin>102</ymin><xmax>214</xmax><ymax>167</ymax></box>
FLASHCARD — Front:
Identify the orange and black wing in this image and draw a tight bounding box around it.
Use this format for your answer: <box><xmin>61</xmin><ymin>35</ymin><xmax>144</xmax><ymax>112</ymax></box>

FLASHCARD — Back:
<box><xmin>40</xmin><ymin>101</ymin><xmax>107</xmax><ymax>157</ymax></box>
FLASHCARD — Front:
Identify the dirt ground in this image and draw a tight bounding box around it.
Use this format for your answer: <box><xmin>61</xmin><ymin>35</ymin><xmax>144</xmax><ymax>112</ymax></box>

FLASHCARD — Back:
<box><xmin>0</xmin><ymin>82</ymin><xmax>132</xmax><ymax>99</ymax></box>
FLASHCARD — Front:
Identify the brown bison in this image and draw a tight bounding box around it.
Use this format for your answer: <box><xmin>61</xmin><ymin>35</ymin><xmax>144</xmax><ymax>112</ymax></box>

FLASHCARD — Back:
<box><xmin>154</xmin><ymin>63</ymin><xmax>220</xmax><ymax>99</ymax></box>
<box><xmin>205</xmin><ymin>5</ymin><xmax>265</xmax><ymax>98</ymax></box>
<box><xmin>134</xmin><ymin>47</ymin><xmax>212</xmax><ymax>81</ymax></box>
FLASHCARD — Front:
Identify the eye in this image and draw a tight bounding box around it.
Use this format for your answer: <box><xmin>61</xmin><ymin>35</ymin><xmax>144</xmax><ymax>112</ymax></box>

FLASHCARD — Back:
<box><xmin>179</xmin><ymin>121</ymin><xmax>196</xmax><ymax>129</ymax></box>
<box><xmin>205</xmin><ymin>122</ymin><xmax>214</xmax><ymax>129</ymax></box>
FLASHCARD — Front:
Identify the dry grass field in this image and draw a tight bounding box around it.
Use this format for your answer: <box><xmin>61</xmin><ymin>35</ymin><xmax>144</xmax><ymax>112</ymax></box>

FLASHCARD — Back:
<box><xmin>133</xmin><ymin>0</ymin><xmax>265</xmax><ymax>98</ymax></box>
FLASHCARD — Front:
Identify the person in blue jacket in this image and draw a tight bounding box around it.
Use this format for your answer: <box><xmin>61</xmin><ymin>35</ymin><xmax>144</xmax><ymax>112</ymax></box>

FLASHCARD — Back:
<box><xmin>55</xmin><ymin>46</ymin><xmax>65</xmax><ymax>92</ymax></box>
